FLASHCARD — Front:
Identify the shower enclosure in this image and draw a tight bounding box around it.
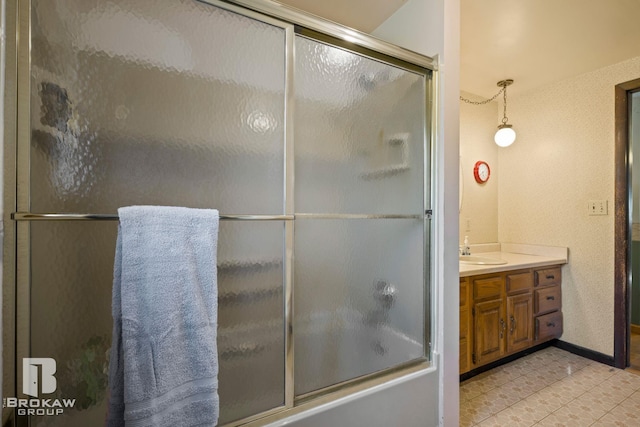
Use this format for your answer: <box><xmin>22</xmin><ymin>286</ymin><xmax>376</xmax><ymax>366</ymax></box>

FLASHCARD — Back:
<box><xmin>3</xmin><ymin>0</ymin><xmax>435</xmax><ymax>425</ymax></box>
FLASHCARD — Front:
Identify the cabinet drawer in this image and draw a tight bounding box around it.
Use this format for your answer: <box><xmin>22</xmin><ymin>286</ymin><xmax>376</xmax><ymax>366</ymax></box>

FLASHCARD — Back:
<box><xmin>473</xmin><ymin>276</ymin><xmax>503</xmax><ymax>300</ymax></box>
<box><xmin>506</xmin><ymin>271</ymin><xmax>533</xmax><ymax>294</ymax></box>
<box><xmin>535</xmin><ymin>267</ymin><xmax>561</xmax><ymax>287</ymax></box>
<box><xmin>535</xmin><ymin>286</ymin><xmax>561</xmax><ymax>315</ymax></box>
<box><xmin>536</xmin><ymin>311</ymin><xmax>563</xmax><ymax>341</ymax></box>
<box><xmin>460</xmin><ymin>278</ymin><xmax>469</xmax><ymax>307</ymax></box>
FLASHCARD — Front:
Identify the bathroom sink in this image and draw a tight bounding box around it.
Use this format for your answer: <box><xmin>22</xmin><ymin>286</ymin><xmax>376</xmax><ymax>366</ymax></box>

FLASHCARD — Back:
<box><xmin>459</xmin><ymin>255</ymin><xmax>507</xmax><ymax>265</ymax></box>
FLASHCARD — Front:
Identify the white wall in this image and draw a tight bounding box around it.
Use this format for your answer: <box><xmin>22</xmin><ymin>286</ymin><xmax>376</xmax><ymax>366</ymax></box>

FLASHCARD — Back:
<box><xmin>498</xmin><ymin>55</ymin><xmax>640</xmax><ymax>356</ymax></box>
<box><xmin>459</xmin><ymin>92</ymin><xmax>499</xmax><ymax>244</ymax></box>
<box><xmin>374</xmin><ymin>0</ymin><xmax>460</xmax><ymax>425</ymax></box>
<box><xmin>372</xmin><ymin>0</ymin><xmax>442</xmax><ymax>57</ymax></box>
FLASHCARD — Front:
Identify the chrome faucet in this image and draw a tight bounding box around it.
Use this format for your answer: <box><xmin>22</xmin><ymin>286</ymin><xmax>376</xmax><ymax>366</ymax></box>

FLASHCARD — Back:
<box><xmin>365</xmin><ymin>280</ymin><xmax>397</xmax><ymax>325</ymax></box>
<box><xmin>373</xmin><ymin>280</ymin><xmax>397</xmax><ymax>309</ymax></box>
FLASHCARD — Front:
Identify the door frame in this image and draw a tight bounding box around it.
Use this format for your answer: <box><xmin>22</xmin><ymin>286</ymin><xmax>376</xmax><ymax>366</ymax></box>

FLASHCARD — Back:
<box><xmin>614</xmin><ymin>78</ymin><xmax>640</xmax><ymax>369</ymax></box>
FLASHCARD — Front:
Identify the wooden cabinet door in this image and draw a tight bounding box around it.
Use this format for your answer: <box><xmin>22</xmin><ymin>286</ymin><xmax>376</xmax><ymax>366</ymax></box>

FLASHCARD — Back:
<box><xmin>460</xmin><ymin>308</ymin><xmax>469</xmax><ymax>373</ymax></box>
<box><xmin>460</xmin><ymin>278</ymin><xmax>471</xmax><ymax>373</ymax></box>
<box><xmin>507</xmin><ymin>293</ymin><xmax>533</xmax><ymax>353</ymax></box>
<box><xmin>474</xmin><ymin>299</ymin><xmax>505</xmax><ymax>366</ymax></box>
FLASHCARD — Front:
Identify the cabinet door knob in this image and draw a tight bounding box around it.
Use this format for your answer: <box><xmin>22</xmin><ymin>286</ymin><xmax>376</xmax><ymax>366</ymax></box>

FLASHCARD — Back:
<box><xmin>510</xmin><ymin>315</ymin><xmax>516</xmax><ymax>334</ymax></box>
<box><xmin>547</xmin><ymin>322</ymin><xmax>556</xmax><ymax>328</ymax></box>
<box><xmin>500</xmin><ymin>318</ymin><xmax>506</xmax><ymax>339</ymax></box>
<box><xmin>546</xmin><ymin>295</ymin><xmax>555</xmax><ymax>301</ymax></box>
<box><xmin>546</xmin><ymin>275</ymin><xmax>555</xmax><ymax>280</ymax></box>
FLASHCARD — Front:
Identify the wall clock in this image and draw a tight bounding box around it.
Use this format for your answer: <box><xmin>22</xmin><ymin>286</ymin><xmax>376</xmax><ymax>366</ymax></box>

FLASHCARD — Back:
<box><xmin>473</xmin><ymin>161</ymin><xmax>490</xmax><ymax>183</ymax></box>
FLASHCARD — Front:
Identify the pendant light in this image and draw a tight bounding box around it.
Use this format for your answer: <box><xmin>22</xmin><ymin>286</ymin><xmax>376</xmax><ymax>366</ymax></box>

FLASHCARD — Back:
<box><xmin>494</xmin><ymin>79</ymin><xmax>515</xmax><ymax>147</ymax></box>
<box><xmin>460</xmin><ymin>79</ymin><xmax>516</xmax><ymax>147</ymax></box>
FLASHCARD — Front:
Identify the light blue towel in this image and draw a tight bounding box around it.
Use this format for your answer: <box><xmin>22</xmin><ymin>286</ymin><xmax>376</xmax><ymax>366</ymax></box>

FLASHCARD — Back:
<box><xmin>107</xmin><ymin>206</ymin><xmax>219</xmax><ymax>427</ymax></box>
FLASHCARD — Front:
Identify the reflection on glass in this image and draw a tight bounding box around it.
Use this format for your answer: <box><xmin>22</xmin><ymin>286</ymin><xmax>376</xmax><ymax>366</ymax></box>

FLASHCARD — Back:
<box><xmin>31</xmin><ymin>0</ymin><xmax>286</xmax><ymax>214</ymax></box>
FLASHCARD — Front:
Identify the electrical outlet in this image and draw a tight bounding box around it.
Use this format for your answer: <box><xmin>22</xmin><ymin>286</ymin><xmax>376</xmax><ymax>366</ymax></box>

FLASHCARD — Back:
<box><xmin>588</xmin><ymin>200</ymin><xmax>608</xmax><ymax>215</ymax></box>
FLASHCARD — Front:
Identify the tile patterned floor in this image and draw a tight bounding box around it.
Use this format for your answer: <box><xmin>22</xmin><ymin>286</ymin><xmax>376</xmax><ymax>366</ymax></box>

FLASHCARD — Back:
<box><xmin>460</xmin><ymin>346</ymin><xmax>640</xmax><ymax>426</ymax></box>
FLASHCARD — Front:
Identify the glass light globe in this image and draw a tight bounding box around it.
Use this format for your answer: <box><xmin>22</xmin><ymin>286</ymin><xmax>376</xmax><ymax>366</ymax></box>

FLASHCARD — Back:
<box><xmin>495</xmin><ymin>125</ymin><xmax>516</xmax><ymax>147</ymax></box>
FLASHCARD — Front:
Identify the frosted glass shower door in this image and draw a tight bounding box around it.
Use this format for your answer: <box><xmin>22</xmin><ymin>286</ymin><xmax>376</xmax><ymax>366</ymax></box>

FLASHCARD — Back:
<box><xmin>18</xmin><ymin>0</ymin><xmax>432</xmax><ymax>424</ymax></box>
<box><xmin>28</xmin><ymin>221</ymin><xmax>286</xmax><ymax>426</ymax></box>
<box><xmin>29</xmin><ymin>0</ymin><xmax>286</xmax><ymax>214</ymax></box>
<box><xmin>24</xmin><ymin>1</ymin><xmax>290</xmax><ymax>425</ymax></box>
<box><xmin>293</xmin><ymin>36</ymin><xmax>429</xmax><ymax>395</ymax></box>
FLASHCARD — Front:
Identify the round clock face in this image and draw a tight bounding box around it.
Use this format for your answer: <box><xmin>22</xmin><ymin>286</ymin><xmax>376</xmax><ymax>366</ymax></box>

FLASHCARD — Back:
<box><xmin>473</xmin><ymin>161</ymin><xmax>490</xmax><ymax>183</ymax></box>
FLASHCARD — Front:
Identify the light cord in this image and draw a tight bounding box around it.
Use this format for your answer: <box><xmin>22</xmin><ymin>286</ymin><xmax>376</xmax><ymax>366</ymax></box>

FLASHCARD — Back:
<box><xmin>502</xmin><ymin>84</ymin><xmax>509</xmax><ymax>124</ymax></box>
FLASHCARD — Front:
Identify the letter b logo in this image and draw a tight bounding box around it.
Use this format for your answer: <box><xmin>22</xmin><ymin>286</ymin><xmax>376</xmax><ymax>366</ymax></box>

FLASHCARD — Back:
<box><xmin>23</xmin><ymin>358</ymin><xmax>57</xmax><ymax>398</ymax></box>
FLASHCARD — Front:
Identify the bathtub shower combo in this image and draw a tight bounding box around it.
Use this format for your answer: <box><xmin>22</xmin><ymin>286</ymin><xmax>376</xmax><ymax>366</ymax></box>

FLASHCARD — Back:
<box><xmin>3</xmin><ymin>0</ymin><xmax>435</xmax><ymax>425</ymax></box>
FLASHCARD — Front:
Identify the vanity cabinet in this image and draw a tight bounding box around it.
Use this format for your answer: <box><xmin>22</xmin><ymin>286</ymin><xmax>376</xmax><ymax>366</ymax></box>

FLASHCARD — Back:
<box><xmin>472</xmin><ymin>275</ymin><xmax>505</xmax><ymax>366</ymax></box>
<box><xmin>505</xmin><ymin>270</ymin><xmax>534</xmax><ymax>353</ymax></box>
<box><xmin>506</xmin><ymin>292</ymin><xmax>533</xmax><ymax>353</ymax></box>
<box><xmin>461</xmin><ymin>265</ymin><xmax>562</xmax><ymax>374</ymax></box>
<box><xmin>460</xmin><ymin>277</ymin><xmax>471</xmax><ymax>373</ymax></box>
<box><xmin>534</xmin><ymin>267</ymin><xmax>563</xmax><ymax>341</ymax></box>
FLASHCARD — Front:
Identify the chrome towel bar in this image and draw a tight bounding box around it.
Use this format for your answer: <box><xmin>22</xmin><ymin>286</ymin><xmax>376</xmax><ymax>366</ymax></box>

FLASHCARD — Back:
<box><xmin>11</xmin><ymin>212</ymin><xmax>424</xmax><ymax>221</ymax></box>
<box><xmin>12</xmin><ymin>212</ymin><xmax>294</xmax><ymax>221</ymax></box>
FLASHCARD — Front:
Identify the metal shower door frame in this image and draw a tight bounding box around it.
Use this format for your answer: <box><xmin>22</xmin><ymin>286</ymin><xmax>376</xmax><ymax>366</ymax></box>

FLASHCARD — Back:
<box><xmin>4</xmin><ymin>0</ymin><xmax>438</xmax><ymax>426</ymax></box>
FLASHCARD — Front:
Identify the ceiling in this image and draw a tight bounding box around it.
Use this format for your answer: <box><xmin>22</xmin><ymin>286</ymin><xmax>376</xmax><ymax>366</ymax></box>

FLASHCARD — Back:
<box><xmin>276</xmin><ymin>0</ymin><xmax>407</xmax><ymax>34</ymax></box>
<box><xmin>277</xmin><ymin>0</ymin><xmax>640</xmax><ymax>98</ymax></box>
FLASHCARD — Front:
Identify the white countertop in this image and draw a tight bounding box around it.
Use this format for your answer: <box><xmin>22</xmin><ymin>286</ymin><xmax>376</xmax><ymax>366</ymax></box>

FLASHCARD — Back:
<box><xmin>459</xmin><ymin>243</ymin><xmax>568</xmax><ymax>277</ymax></box>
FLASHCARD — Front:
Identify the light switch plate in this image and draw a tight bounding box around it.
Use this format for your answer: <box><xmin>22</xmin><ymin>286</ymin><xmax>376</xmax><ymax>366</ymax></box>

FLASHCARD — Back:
<box><xmin>588</xmin><ymin>200</ymin><xmax>608</xmax><ymax>215</ymax></box>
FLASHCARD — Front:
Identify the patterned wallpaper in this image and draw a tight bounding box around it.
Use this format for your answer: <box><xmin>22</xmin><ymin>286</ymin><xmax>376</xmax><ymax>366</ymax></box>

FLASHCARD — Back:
<box><xmin>459</xmin><ymin>91</ymin><xmax>499</xmax><ymax>245</ymax></box>
<box><xmin>498</xmin><ymin>56</ymin><xmax>640</xmax><ymax>356</ymax></box>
